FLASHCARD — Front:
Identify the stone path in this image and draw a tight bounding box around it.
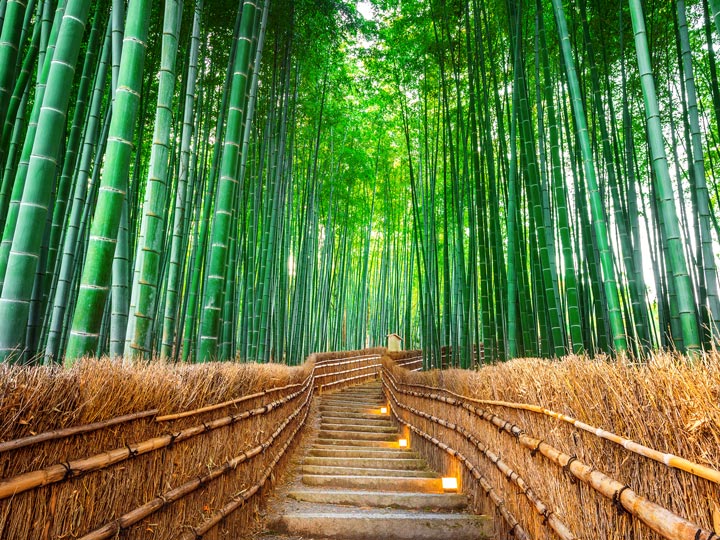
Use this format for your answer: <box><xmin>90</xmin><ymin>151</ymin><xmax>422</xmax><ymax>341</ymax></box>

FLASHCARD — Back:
<box><xmin>257</xmin><ymin>381</ymin><xmax>493</xmax><ymax>539</ymax></box>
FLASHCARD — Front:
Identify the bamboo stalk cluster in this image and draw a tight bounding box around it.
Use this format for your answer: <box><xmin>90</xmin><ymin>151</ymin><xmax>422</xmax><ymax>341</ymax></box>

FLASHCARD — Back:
<box><xmin>3</xmin><ymin>0</ymin><xmax>720</xmax><ymax>364</ymax></box>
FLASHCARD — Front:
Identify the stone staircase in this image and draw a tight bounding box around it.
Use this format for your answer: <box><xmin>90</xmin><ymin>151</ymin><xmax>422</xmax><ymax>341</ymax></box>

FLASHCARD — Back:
<box><xmin>260</xmin><ymin>381</ymin><xmax>493</xmax><ymax>540</ymax></box>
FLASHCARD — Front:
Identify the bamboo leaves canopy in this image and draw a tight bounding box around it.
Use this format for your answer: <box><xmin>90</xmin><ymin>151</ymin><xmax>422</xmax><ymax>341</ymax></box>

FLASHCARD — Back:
<box><xmin>0</xmin><ymin>0</ymin><xmax>718</xmax><ymax>365</ymax></box>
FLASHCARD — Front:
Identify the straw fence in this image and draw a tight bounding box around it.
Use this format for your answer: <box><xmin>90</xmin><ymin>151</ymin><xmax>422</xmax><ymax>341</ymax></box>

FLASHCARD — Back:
<box><xmin>382</xmin><ymin>351</ymin><xmax>720</xmax><ymax>540</ymax></box>
<box><xmin>0</xmin><ymin>348</ymin><xmax>384</xmax><ymax>539</ymax></box>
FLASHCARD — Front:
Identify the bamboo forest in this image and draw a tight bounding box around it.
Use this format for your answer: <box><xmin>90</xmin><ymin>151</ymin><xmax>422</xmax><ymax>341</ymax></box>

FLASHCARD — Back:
<box><xmin>1</xmin><ymin>0</ymin><xmax>720</xmax><ymax>367</ymax></box>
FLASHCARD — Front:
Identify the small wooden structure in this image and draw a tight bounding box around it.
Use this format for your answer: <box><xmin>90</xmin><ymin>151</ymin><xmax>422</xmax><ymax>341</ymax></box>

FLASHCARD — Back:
<box><xmin>387</xmin><ymin>333</ymin><xmax>404</xmax><ymax>352</ymax></box>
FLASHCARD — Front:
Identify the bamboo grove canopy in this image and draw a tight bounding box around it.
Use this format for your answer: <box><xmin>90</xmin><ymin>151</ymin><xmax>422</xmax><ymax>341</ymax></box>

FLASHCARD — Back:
<box><xmin>0</xmin><ymin>0</ymin><xmax>719</xmax><ymax>367</ymax></box>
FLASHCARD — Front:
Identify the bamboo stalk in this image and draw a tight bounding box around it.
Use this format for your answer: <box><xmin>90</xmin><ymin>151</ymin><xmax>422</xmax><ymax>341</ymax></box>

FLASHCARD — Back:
<box><xmin>383</xmin><ymin>368</ymin><xmax>716</xmax><ymax>540</ymax></box>
<box><xmin>80</xmin><ymin>389</ymin><xmax>313</xmax><ymax>540</ymax></box>
<box><xmin>0</xmin><ymin>409</ymin><xmax>158</xmax><ymax>453</ymax></box>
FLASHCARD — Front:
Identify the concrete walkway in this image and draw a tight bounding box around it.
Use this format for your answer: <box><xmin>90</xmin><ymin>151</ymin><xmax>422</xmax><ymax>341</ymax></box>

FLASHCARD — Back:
<box><xmin>258</xmin><ymin>381</ymin><xmax>493</xmax><ymax>539</ymax></box>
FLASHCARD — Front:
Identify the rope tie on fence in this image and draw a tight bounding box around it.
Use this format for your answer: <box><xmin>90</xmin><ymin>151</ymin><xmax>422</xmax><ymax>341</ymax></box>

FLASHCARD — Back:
<box><xmin>168</xmin><ymin>432</ymin><xmax>180</xmax><ymax>449</ymax></box>
<box><xmin>563</xmin><ymin>455</ymin><xmax>577</xmax><ymax>483</ymax></box>
<box><xmin>530</xmin><ymin>439</ymin><xmax>543</xmax><ymax>457</ymax></box>
<box><xmin>542</xmin><ymin>508</ymin><xmax>554</xmax><ymax>525</ymax></box>
<box><xmin>125</xmin><ymin>444</ymin><xmax>139</xmax><ymax>459</ymax></box>
<box><xmin>202</xmin><ymin>421</ymin><xmax>212</xmax><ymax>432</ymax></box>
<box><xmin>612</xmin><ymin>485</ymin><xmax>630</xmax><ymax>514</ymax></box>
<box><xmin>61</xmin><ymin>461</ymin><xmax>74</xmax><ymax>479</ymax></box>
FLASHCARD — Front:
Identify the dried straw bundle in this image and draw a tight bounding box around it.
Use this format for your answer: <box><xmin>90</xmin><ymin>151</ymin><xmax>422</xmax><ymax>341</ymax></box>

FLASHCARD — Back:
<box><xmin>0</xmin><ymin>357</ymin><xmax>311</xmax><ymax>539</ymax></box>
<box><xmin>384</xmin><ymin>353</ymin><xmax>720</xmax><ymax>540</ymax></box>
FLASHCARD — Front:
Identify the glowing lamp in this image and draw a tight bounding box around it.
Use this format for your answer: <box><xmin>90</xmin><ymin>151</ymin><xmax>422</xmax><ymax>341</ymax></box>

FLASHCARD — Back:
<box><xmin>442</xmin><ymin>477</ymin><xmax>458</xmax><ymax>491</ymax></box>
<box><xmin>398</xmin><ymin>438</ymin><xmax>408</xmax><ymax>448</ymax></box>
<box><xmin>380</xmin><ymin>407</ymin><xmax>388</xmax><ymax>414</ymax></box>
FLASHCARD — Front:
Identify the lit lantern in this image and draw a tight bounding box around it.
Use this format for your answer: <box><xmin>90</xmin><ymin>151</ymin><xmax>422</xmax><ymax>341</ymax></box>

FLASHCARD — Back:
<box><xmin>380</xmin><ymin>407</ymin><xmax>388</xmax><ymax>414</ymax></box>
<box><xmin>398</xmin><ymin>438</ymin><xmax>408</xmax><ymax>448</ymax></box>
<box><xmin>441</xmin><ymin>477</ymin><xmax>458</xmax><ymax>491</ymax></box>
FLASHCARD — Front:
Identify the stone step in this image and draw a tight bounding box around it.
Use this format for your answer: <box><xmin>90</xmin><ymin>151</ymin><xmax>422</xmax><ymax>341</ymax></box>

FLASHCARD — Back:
<box><xmin>320</xmin><ymin>413</ymin><xmax>395</xmax><ymax>426</ymax></box>
<box><xmin>320</xmin><ymin>422</ymin><xmax>397</xmax><ymax>433</ymax></box>
<box><xmin>288</xmin><ymin>489</ymin><xmax>468</xmax><ymax>510</ymax></box>
<box><xmin>321</xmin><ymin>392</ymin><xmax>383</xmax><ymax>399</ymax></box>
<box><xmin>314</xmin><ymin>438</ymin><xmax>400</xmax><ymax>448</ymax></box>
<box><xmin>269</xmin><ymin>510</ymin><xmax>493</xmax><ymax>540</ymax></box>
<box><xmin>321</xmin><ymin>396</ymin><xmax>384</xmax><ymax>403</ymax></box>
<box><xmin>333</xmin><ymin>392</ymin><xmax>384</xmax><ymax>398</ymax></box>
<box><xmin>322</xmin><ymin>392</ymin><xmax>383</xmax><ymax>399</ymax></box>
<box><xmin>318</xmin><ymin>408</ymin><xmax>378</xmax><ymax>416</ymax></box>
<box><xmin>302</xmin><ymin>465</ymin><xmax>435</xmax><ymax>477</ymax></box>
<box><xmin>320</xmin><ymin>401</ymin><xmax>385</xmax><ymax>409</ymax></box>
<box><xmin>304</xmin><ymin>456</ymin><xmax>425</xmax><ymax>470</ymax></box>
<box><xmin>318</xmin><ymin>429</ymin><xmax>398</xmax><ymax>441</ymax></box>
<box><xmin>302</xmin><ymin>474</ymin><xmax>444</xmax><ymax>493</ymax></box>
<box><xmin>309</xmin><ymin>447</ymin><xmax>418</xmax><ymax>459</ymax></box>
<box><xmin>319</xmin><ymin>403</ymin><xmax>380</xmax><ymax>411</ymax></box>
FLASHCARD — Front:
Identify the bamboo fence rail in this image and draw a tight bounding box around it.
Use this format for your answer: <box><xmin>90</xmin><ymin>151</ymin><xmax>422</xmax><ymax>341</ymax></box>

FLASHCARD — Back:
<box><xmin>0</xmin><ymin>409</ymin><xmax>158</xmax><ymax>453</ymax></box>
<box><xmin>80</xmin><ymin>388</ymin><xmax>314</xmax><ymax>540</ymax></box>
<box><xmin>0</xmin><ymin>375</ymin><xmax>312</xmax><ymax>500</ymax></box>
<box><xmin>155</xmin><ymin>376</ymin><xmax>309</xmax><ymax>422</ymax></box>
<box><xmin>0</xmin><ymin>347</ymin><xmax>387</xmax><ymax>538</ymax></box>
<box><xmin>389</xmin><ymin>375</ymin><xmax>720</xmax><ymax>486</ymax></box>
<box><xmin>178</xmin><ymin>391</ymin><xmax>313</xmax><ymax>539</ymax></box>
<box><xmin>383</xmin><ymin>362</ymin><xmax>718</xmax><ymax>540</ymax></box>
<box><xmin>384</xmin><ymin>372</ymin><xmax>575</xmax><ymax>540</ymax></box>
<box><xmin>386</xmin><ymin>393</ymin><xmax>532</xmax><ymax>540</ymax></box>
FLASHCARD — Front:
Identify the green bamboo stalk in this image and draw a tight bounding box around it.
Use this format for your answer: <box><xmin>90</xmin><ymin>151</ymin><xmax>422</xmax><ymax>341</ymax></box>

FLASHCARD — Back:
<box><xmin>124</xmin><ymin>0</ymin><xmax>183</xmax><ymax>358</ymax></box>
<box><xmin>551</xmin><ymin>0</ymin><xmax>627</xmax><ymax>353</ymax></box>
<box><xmin>628</xmin><ymin>0</ymin><xmax>700</xmax><ymax>354</ymax></box>
<box><xmin>0</xmin><ymin>0</ymin><xmax>90</xmax><ymax>362</ymax></box>
<box><xmin>197</xmin><ymin>0</ymin><xmax>259</xmax><ymax>362</ymax></box>
<box><xmin>65</xmin><ymin>0</ymin><xmax>152</xmax><ymax>363</ymax></box>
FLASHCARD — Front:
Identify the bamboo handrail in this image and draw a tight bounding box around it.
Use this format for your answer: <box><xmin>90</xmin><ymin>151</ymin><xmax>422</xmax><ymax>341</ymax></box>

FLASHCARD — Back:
<box><xmin>314</xmin><ymin>362</ymin><xmax>380</xmax><ymax>380</ymax></box>
<box><xmin>0</xmin><ymin>409</ymin><xmax>158</xmax><ymax>453</ymax></box>
<box><xmin>384</xmin><ymin>370</ymin><xmax>716</xmax><ymax>540</ymax></box>
<box><xmin>314</xmin><ymin>355</ymin><xmax>382</xmax><ymax>370</ymax></box>
<box><xmin>387</xmin><ymin>368</ymin><xmax>720</xmax><ymax>485</ymax></box>
<box><xmin>384</xmin><ymin>378</ymin><xmax>574</xmax><ymax>540</ymax></box>
<box><xmin>179</xmin><ymin>391</ymin><xmax>313</xmax><ymax>539</ymax></box>
<box><xmin>384</xmin><ymin>395</ymin><xmax>530</xmax><ymax>540</ymax></box>
<box><xmin>314</xmin><ymin>352</ymin><xmax>381</xmax><ymax>363</ymax></box>
<box><xmin>155</xmin><ymin>373</ymin><xmax>311</xmax><ymax>422</ymax></box>
<box><xmin>320</xmin><ymin>369</ymin><xmax>379</xmax><ymax>390</ymax></box>
<box><xmin>79</xmin><ymin>389</ymin><xmax>313</xmax><ymax>540</ymax></box>
<box><xmin>0</xmin><ymin>377</ymin><xmax>313</xmax><ymax>500</ymax></box>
